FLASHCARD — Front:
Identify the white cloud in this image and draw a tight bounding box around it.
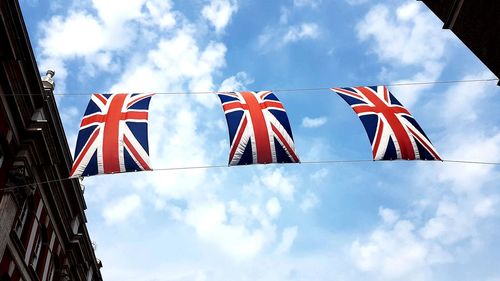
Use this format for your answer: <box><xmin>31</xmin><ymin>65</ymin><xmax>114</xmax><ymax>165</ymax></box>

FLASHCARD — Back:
<box><xmin>32</xmin><ymin>0</ymin><xmax>367</xmax><ymax>279</ymax></box>
<box><xmin>301</xmin><ymin>116</ymin><xmax>327</xmax><ymax>128</ymax></box>
<box><xmin>379</xmin><ymin>207</ymin><xmax>399</xmax><ymax>225</ymax></box>
<box><xmin>146</xmin><ymin>167</ymin><xmax>305</xmax><ymax>259</ymax></box>
<box><xmin>266</xmin><ymin>197</ymin><xmax>282</xmax><ymax>218</ymax></box>
<box><xmin>40</xmin><ymin>12</ymin><xmax>108</xmax><ymax>58</ymax></box>
<box><xmin>261</xmin><ymin>168</ymin><xmax>296</xmax><ymax>201</ymax></box>
<box><xmin>59</xmin><ymin>106</ymin><xmax>79</xmax><ymax>123</ymax></box>
<box><xmin>143</xmin><ymin>30</ymin><xmax>226</xmax><ymax>93</ymax></box>
<box><xmin>473</xmin><ymin>196</ymin><xmax>499</xmax><ymax>218</ymax></box>
<box><xmin>419</xmin><ymin>199</ymin><xmax>477</xmax><ymax>245</ymax></box>
<box><xmin>351</xmin><ymin>219</ymin><xmax>435</xmax><ymax>280</ymax></box>
<box><xmin>350</xmin><ymin>66</ymin><xmax>500</xmax><ymax>280</ymax></box>
<box><xmin>310</xmin><ymin>167</ymin><xmax>329</xmax><ymax>182</ymax></box>
<box><xmin>389</xmin><ymin>61</ymin><xmax>444</xmax><ymax>107</ymax></box>
<box><xmin>275</xmin><ymin>226</ymin><xmax>298</xmax><ymax>254</ymax></box>
<box><xmin>143</xmin><ymin>0</ymin><xmax>177</xmax><ymax>30</ymax></box>
<box><xmin>357</xmin><ymin>2</ymin><xmax>449</xmax><ymax>66</ymax></box>
<box><xmin>37</xmin><ymin>0</ymin><xmax>178</xmax><ymax>92</ymax></box>
<box><xmin>102</xmin><ymin>194</ymin><xmax>142</xmax><ymax>225</ymax></box>
<box><xmin>202</xmin><ymin>0</ymin><xmax>238</xmax><ymax>33</ymax></box>
<box><xmin>300</xmin><ymin>192</ymin><xmax>319</xmax><ymax>212</ymax></box>
<box><xmin>435</xmin><ymin>132</ymin><xmax>500</xmax><ymax>193</ymax></box>
<box><xmin>258</xmin><ymin>23</ymin><xmax>320</xmax><ymax>50</ymax></box>
<box><xmin>293</xmin><ymin>0</ymin><xmax>321</xmax><ymax>8</ymax></box>
<box><xmin>92</xmin><ymin>0</ymin><xmax>145</xmax><ymax>26</ymax></box>
<box><xmin>107</xmin><ymin>30</ymin><xmax>227</xmax><ymax>202</ymax></box>
<box><xmin>219</xmin><ymin>72</ymin><xmax>254</xmax><ymax>92</ymax></box>
<box><xmin>350</xmin><ymin>151</ymin><xmax>498</xmax><ymax>278</ymax></box>
<box><xmin>279</xmin><ymin>7</ymin><xmax>291</xmax><ymax>24</ymax></box>
<box><xmin>440</xmin><ymin>72</ymin><xmax>495</xmax><ymax>124</ymax></box>
<box><xmin>425</xmin><ymin>72</ymin><xmax>500</xmax><ymax>193</ymax></box>
<box><xmin>283</xmin><ymin>23</ymin><xmax>320</xmax><ymax>43</ymax></box>
<box><xmin>33</xmin><ymin>1</ymin><xmax>500</xmax><ymax>280</ymax></box>
<box><xmin>69</xmin><ymin>1</ymin><xmax>302</xmax><ymax>262</ymax></box>
<box><xmin>181</xmin><ymin>198</ymin><xmax>277</xmax><ymax>259</ymax></box>
<box><xmin>145</xmin><ymin>100</ymin><xmax>213</xmax><ymax>200</ymax></box>
<box><xmin>345</xmin><ymin>0</ymin><xmax>369</xmax><ymax>5</ymax></box>
<box><xmin>356</xmin><ymin>1</ymin><xmax>452</xmax><ymax>107</ymax></box>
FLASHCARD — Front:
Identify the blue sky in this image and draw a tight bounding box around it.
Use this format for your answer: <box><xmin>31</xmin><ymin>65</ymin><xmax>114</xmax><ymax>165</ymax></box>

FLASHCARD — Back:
<box><xmin>19</xmin><ymin>0</ymin><xmax>500</xmax><ymax>280</ymax></box>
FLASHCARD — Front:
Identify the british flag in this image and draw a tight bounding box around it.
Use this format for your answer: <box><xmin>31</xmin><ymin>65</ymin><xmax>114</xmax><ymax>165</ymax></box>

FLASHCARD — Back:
<box><xmin>218</xmin><ymin>91</ymin><xmax>300</xmax><ymax>165</ymax></box>
<box><xmin>70</xmin><ymin>93</ymin><xmax>154</xmax><ymax>177</ymax></box>
<box><xmin>331</xmin><ymin>86</ymin><xmax>441</xmax><ymax>161</ymax></box>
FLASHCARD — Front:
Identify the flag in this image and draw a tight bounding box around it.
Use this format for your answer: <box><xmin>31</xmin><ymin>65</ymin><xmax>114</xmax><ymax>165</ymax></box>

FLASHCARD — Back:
<box><xmin>218</xmin><ymin>91</ymin><xmax>300</xmax><ymax>165</ymax></box>
<box><xmin>331</xmin><ymin>86</ymin><xmax>441</xmax><ymax>160</ymax></box>
<box><xmin>70</xmin><ymin>93</ymin><xmax>154</xmax><ymax>177</ymax></box>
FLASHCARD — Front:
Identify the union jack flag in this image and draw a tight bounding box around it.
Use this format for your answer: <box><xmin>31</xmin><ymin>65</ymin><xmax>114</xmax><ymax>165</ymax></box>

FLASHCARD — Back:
<box><xmin>331</xmin><ymin>86</ymin><xmax>441</xmax><ymax>161</ymax></box>
<box><xmin>218</xmin><ymin>91</ymin><xmax>300</xmax><ymax>165</ymax></box>
<box><xmin>70</xmin><ymin>93</ymin><xmax>154</xmax><ymax>177</ymax></box>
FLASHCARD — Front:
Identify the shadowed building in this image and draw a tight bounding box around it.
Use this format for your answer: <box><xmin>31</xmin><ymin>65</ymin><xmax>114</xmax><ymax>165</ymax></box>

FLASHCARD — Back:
<box><xmin>419</xmin><ymin>0</ymin><xmax>500</xmax><ymax>84</ymax></box>
<box><xmin>0</xmin><ymin>1</ymin><xmax>103</xmax><ymax>280</ymax></box>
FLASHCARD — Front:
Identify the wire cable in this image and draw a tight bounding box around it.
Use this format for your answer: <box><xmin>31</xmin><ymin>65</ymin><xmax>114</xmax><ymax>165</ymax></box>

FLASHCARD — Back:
<box><xmin>442</xmin><ymin>159</ymin><xmax>500</xmax><ymax>165</ymax></box>
<box><xmin>0</xmin><ymin>78</ymin><xmax>498</xmax><ymax>97</ymax></box>
<box><xmin>1</xmin><ymin>159</ymin><xmax>499</xmax><ymax>191</ymax></box>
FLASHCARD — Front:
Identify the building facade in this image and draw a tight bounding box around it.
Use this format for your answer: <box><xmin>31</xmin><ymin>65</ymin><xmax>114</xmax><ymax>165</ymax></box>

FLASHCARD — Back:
<box><xmin>419</xmin><ymin>0</ymin><xmax>500</xmax><ymax>83</ymax></box>
<box><xmin>0</xmin><ymin>1</ymin><xmax>103</xmax><ymax>280</ymax></box>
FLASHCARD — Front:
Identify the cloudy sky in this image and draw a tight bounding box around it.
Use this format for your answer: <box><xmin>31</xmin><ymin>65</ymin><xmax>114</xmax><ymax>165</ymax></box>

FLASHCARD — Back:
<box><xmin>20</xmin><ymin>0</ymin><xmax>500</xmax><ymax>280</ymax></box>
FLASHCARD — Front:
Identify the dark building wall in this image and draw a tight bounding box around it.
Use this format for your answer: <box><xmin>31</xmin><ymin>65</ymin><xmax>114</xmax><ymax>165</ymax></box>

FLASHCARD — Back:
<box><xmin>0</xmin><ymin>1</ymin><xmax>103</xmax><ymax>280</ymax></box>
<box><xmin>420</xmin><ymin>0</ymin><xmax>500</xmax><ymax>81</ymax></box>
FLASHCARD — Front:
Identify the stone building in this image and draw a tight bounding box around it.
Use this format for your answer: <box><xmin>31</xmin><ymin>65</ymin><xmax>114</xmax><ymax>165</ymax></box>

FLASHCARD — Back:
<box><xmin>0</xmin><ymin>1</ymin><xmax>103</xmax><ymax>280</ymax></box>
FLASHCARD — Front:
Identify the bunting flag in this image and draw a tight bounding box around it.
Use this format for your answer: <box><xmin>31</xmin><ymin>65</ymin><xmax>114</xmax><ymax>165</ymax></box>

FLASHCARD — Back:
<box><xmin>218</xmin><ymin>91</ymin><xmax>300</xmax><ymax>165</ymax></box>
<box><xmin>331</xmin><ymin>86</ymin><xmax>441</xmax><ymax>161</ymax></box>
<box><xmin>70</xmin><ymin>93</ymin><xmax>154</xmax><ymax>177</ymax></box>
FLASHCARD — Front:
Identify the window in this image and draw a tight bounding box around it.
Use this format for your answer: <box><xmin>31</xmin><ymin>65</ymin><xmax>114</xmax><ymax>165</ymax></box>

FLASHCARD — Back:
<box><xmin>86</xmin><ymin>267</ymin><xmax>94</xmax><ymax>281</ymax></box>
<box><xmin>47</xmin><ymin>256</ymin><xmax>60</xmax><ymax>281</ymax></box>
<box><xmin>71</xmin><ymin>216</ymin><xmax>80</xmax><ymax>235</ymax></box>
<box><xmin>14</xmin><ymin>200</ymin><xmax>29</xmax><ymax>238</ymax></box>
<box><xmin>46</xmin><ymin>258</ymin><xmax>55</xmax><ymax>281</ymax></box>
<box><xmin>30</xmin><ymin>232</ymin><xmax>42</xmax><ymax>268</ymax></box>
<box><xmin>31</xmin><ymin>225</ymin><xmax>48</xmax><ymax>270</ymax></box>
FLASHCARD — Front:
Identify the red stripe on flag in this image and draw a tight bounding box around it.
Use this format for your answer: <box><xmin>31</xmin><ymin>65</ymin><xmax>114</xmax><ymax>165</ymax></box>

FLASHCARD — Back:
<box><xmin>259</xmin><ymin>91</ymin><xmax>271</xmax><ymax>99</ymax></box>
<box><xmin>357</xmin><ymin>87</ymin><xmax>415</xmax><ymax>160</ymax></box>
<box><xmin>126</xmin><ymin>94</ymin><xmax>154</xmax><ymax>108</ymax></box>
<box><xmin>94</xmin><ymin>93</ymin><xmax>107</xmax><ymax>105</ymax></box>
<box><xmin>261</xmin><ymin>101</ymin><xmax>284</xmax><ymax>110</ymax></box>
<box><xmin>407</xmin><ymin>127</ymin><xmax>441</xmax><ymax>160</ymax></box>
<box><xmin>353</xmin><ymin>105</ymin><xmax>377</xmax><ymax>115</ymax></box>
<box><xmin>103</xmin><ymin>94</ymin><xmax>127</xmax><ymax>173</ymax></box>
<box><xmin>333</xmin><ymin>88</ymin><xmax>364</xmax><ymax>100</ymax></box>
<box><xmin>70</xmin><ymin>127</ymin><xmax>101</xmax><ymax>177</ymax></box>
<box><xmin>271</xmin><ymin>124</ymin><xmax>299</xmax><ymax>162</ymax></box>
<box><xmin>123</xmin><ymin>136</ymin><xmax>151</xmax><ymax>170</ymax></box>
<box><xmin>372</xmin><ymin>119</ymin><xmax>384</xmax><ymax>159</ymax></box>
<box><xmin>80</xmin><ymin>112</ymin><xmax>148</xmax><ymax>127</ymax></box>
<box><xmin>223</xmin><ymin>101</ymin><xmax>247</xmax><ymax>112</ymax></box>
<box><xmin>240</xmin><ymin>92</ymin><xmax>272</xmax><ymax>164</ymax></box>
<box><xmin>383</xmin><ymin>86</ymin><xmax>390</xmax><ymax>102</ymax></box>
<box><xmin>80</xmin><ymin>114</ymin><xmax>106</xmax><ymax>127</ymax></box>
<box><xmin>229</xmin><ymin>117</ymin><xmax>248</xmax><ymax>162</ymax></box>
<box><xmin>121</xmin><ymin>111</ymin><xmax>148</xmax><ymax>120</ymax></box>
<box><xmin>353</xmin><ymin>105</ymin><xmax>410</xmax><ymax>116</ymax></box>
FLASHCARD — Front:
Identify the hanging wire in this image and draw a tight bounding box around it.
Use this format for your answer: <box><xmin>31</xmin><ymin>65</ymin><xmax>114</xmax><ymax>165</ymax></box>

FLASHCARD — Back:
<box><xmin>0</xmin><ymin>77</ymin><xmax>498</xmax><ymax>191</ymax></box>
<box><xmin>1</xmin><ymin>158</ymin><xmax>499</xmax><ymax>191</ymax></box>
<box><xmin>442</xmin><ymin>159</ymin><xmax>500</xmax><ymax>165</ymax></box>
<box><xmin>0</xmin><ymin>78</ymin><xmax>498</xmax><ymax>97</ymax></box>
